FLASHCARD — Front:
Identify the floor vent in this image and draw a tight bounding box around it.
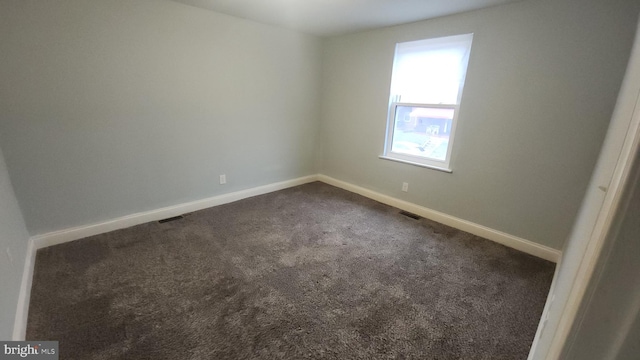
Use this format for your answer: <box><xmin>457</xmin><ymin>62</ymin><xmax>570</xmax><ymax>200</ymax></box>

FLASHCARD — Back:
<box><xmin>399</xmin><ymin>210</ymin><xmax>421</xmax><ymax>220</ymax></box>
<box><xmin>158</xmin><ymin>215</ymin><xmax>184</xmax><ymax>223</ymax></box>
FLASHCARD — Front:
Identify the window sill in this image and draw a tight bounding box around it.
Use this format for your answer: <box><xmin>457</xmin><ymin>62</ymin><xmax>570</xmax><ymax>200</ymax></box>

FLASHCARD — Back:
<box><xmin>379</xmin><ymin>155</ymin><xmax>453</xmax><ymax>173</ymax></box>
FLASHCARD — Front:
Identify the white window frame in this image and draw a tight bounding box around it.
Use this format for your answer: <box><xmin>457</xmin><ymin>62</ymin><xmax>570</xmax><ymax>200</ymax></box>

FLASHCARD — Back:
<box><xmin>381</xmin><ymin>34</ymin><xmax>473</xmax><ymax>173</ymax></box>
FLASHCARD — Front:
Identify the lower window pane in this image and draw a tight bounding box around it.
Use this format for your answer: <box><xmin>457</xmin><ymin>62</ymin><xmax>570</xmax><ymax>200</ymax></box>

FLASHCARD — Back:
<box><xmin>391</xmin><ymin>105</ymin><xmax>454</xmax><ymax>161</ymax></box>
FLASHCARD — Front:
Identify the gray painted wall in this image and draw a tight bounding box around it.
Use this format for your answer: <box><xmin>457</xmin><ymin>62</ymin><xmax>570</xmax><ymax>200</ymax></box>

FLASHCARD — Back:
<box><xmin>318</xmin><ymin>0</ymin><xmax>640</xmax><ymax>249</ymax></box>
<box><xmin>0</xmin><ymin>0</ymin><xmax>322</xmax><ymax>235</ymax></box>
<box><xmin>0</xmin><ymin>146</ymin><xmax>29</xmax><ymax>340</ymax></box>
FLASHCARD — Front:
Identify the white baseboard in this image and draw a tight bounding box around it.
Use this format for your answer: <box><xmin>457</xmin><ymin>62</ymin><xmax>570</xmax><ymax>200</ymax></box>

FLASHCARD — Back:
<box><xmin>13</xmin><ymin>237</ymin><xmax>36</xmax><ymax>340</ymax></box>
<box><xmin>317</xmin><ymin>174</ymin><xmax>561</xmax><ymax>263</ymax></box>
<box><xmin>31</xmin><ymin>175</ymin><xmax>319</xmax><ymax>249</ymax></box>
<box><xmin>30</xmin><ymin>172</ymin><xmax>562</xmax><ymax>261</ymax></box>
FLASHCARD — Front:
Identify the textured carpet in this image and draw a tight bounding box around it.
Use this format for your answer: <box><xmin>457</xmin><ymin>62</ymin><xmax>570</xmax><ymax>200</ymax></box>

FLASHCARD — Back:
<box><xmin>27</xmin><ymin>182</ymin><xmax>555</xmax><ymax>359</ymax></box>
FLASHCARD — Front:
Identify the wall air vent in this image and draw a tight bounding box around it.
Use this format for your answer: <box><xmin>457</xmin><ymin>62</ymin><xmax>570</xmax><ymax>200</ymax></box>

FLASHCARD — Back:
<box><xmin>158</xmin><ymin>215</ymin><xmax>184</xmax><ymax>223</ymax></box>
<box><xmin>399</xmin><ymin>210</ymin><xmax>421</xmax><ymax>220</ymax></box>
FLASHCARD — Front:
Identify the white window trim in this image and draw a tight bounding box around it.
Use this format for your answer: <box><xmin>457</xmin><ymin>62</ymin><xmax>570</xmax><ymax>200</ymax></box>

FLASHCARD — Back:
<box><xmin>381</xmin><ymin>33</ymin><xmax>473</xmax><ymax>172</ymax></box>
<box><xmin>378</xmin><ymin>155</ymin><xmax>454</xmax><ymax>173</ymax></box>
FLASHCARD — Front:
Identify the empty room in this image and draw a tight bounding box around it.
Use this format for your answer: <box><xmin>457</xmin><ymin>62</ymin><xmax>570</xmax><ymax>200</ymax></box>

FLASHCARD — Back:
<box><xmin>1</xmin><ymin>0</ymin><xmax>640</xmax><ymax>359</ymax></box>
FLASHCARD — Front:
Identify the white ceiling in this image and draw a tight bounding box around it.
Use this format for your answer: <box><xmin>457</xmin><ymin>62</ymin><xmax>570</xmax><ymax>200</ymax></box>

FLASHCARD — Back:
<box><xmin>170</xmin><ymin>0</ymin><xmax>522</xmax><ymax>36</ymax></box>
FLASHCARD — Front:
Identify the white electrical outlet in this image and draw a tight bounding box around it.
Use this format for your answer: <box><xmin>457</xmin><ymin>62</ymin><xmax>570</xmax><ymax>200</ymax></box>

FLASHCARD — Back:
<box><xmin>402</xmin><ymin>182</ymin><xmax>409</xmax><ymax>192</ymax></box>
<box><xmin>219</xmin><ymin>174</ymin><xmax>226</xmax><ymax>184</ymax></box>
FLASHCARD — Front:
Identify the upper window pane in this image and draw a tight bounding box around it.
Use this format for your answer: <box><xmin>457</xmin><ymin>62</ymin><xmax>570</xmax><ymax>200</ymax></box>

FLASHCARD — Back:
<box><xmin>390</xmin><ymin>34</ymin><xmax>473</xmax><ymax>105</ymax></box>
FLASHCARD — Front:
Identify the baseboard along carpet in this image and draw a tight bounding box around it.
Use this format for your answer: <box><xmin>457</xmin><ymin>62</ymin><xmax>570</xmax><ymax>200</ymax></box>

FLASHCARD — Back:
<box><xmin>26</xmin><ymin>182</ymin><xmax>555</xmax><ymax>359</ymax></box>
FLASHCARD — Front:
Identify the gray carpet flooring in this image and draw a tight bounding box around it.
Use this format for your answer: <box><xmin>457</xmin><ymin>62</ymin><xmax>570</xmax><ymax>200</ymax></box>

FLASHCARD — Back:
<box><xmin>27</xmin><ymin>182</ymin><xmax>555</xmax><ymax>359</ymax></box>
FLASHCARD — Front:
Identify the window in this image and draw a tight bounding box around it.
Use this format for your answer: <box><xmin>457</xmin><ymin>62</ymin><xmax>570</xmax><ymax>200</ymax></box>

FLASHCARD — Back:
<box><xmin>382</xmin><ymin>33</ymin><xmax>473</xmax><ymax>171</ymax></box>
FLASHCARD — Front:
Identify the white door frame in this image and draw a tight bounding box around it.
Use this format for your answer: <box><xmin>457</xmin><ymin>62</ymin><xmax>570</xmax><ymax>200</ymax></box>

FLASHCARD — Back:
<box><xmin>528</xmin><ymin>20</ymin><xmax>640</xmax><ymax>360</ymax></box>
